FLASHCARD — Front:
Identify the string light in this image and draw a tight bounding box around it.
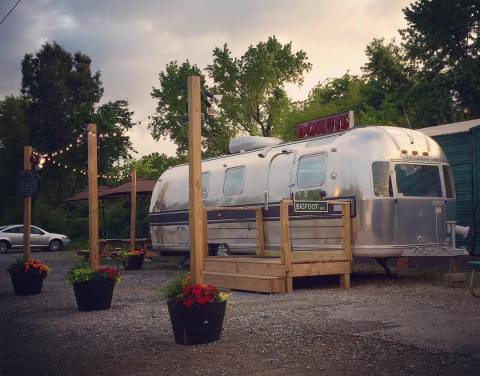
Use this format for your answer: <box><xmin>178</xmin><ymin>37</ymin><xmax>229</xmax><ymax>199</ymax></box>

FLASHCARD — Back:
<box><xmin>32</xmin><ymin>111</ymin><xmax>156</xmax><ymax>181</ymax></box>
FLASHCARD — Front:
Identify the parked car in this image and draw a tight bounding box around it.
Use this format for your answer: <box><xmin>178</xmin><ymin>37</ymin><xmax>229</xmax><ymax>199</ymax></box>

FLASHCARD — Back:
<box><xmin>0</xmin><ymin>225</ymin><xmax>70</xmax><ymax>253</ymax></box>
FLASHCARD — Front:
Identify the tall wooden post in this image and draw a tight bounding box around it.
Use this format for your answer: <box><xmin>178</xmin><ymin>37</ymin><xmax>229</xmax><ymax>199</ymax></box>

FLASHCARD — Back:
<box><xmin>280</xmin><ymin>200</ymin><xmax>293</xmax><ymax>293</ymax></box>
<box><xmin>188</xmin><ymin>75</ymin><xmax>205</xmax><ymax>284</ymax></box>
<box><xmin>23</xmin><ymin>146</ymin><xmax>32</xmax><ymax>262</ymax></box>
<box><xmin>87</xmin><ymin>124</ymin><xmax>100</xmax><ymax>269</ymax></box>
<box><xmin>130</xmin><ymin>169</ymin><xmax>137</xmax><ymax>250</ymax></box>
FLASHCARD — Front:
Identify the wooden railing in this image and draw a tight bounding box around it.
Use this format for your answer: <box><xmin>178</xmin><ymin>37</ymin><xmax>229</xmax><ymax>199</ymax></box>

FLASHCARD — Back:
<box><xmin>203</xmin><ymin>206</ymin><xmax>265</xmax><ymax>256</ymax></box>
<box><xmin>278</xmin><ymin>199</ymin><xmax>352</xmax><ymax>292</ymax></box>
<box><xmin>202</xmin><ymin>200</ymin><xmax>352</xmax><ymax>292</ymax></box>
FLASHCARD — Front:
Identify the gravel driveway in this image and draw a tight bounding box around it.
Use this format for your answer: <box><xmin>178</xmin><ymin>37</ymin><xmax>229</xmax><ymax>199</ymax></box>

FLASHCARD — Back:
<box><xmin>1</xmin><ymin>251</ymin><xmax>479</xmax><ymax>376</ymax></box>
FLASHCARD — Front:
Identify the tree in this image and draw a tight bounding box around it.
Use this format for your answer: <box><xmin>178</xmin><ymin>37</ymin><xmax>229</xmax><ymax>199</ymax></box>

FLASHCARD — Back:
<box><xmin>21</xmin><ymin>41</ymin><xmax>103</xmax><ymax>151</ymax></box>
<box><xmin>0</xmin><ymin>96</ymin><xmax>28</xmax><ymax>223</ymax></box>
<box><xmin>119</xmin><ymin>152</ymin><xmax>185</xmax><ymax>181</ymax></box>
<box><xmin>282</xmin><ymin>72</ymin><xmax>405</xmax><ymax>140</ymax></box>
<box><xmin>93</xmin><ymin>100</ymin><xmax>134</xmax><ymax>179</ymax></box>
<box><xmin>400</xmin><ymin>0</ymin><xmax>480</xmax><ymax>117</ymax></box>
<box><xmin>20</xmin><ymin>42</ymin><xmax>134</xmax><ymax>197</ymax></box>
<box><xmin>150</xmin><ymin>61</ymin><xmax>233</xmax><ymax>156</ymax></box>
<box><xmin>207</xmin><ymin>36</ymin><xmax>312</xmax><ymax>137</ymax></box>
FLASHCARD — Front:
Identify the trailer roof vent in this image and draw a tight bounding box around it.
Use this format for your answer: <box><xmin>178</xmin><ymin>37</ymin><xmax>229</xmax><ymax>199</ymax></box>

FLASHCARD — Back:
<box><xmin>229</xmin><ymin>136</ymin><xmax>283</xmax><ymax>154</ymax></box>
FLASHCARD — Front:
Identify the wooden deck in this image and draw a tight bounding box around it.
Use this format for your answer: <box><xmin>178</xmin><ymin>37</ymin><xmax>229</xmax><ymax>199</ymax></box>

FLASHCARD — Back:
<box><xmin>203</xmin><ymin>200</ymin><xmax>352</xmax><ymax>293</ymax></box>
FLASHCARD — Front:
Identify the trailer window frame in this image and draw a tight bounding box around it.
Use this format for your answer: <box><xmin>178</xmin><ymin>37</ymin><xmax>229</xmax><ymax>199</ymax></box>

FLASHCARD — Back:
<box><xmin>393</xmin><ymin>163</ymin><xmax>443</xmax><ymax>198</ymax></box>
<box><xmin>223</xmin><ymin>166</ymin><xmax>245</xmax><ymax>196</ymax></box>
<box><xmin>442</xmin><ymin>164</ymin><xmax>456</xmax><ymax>199</ymax></box>
<box><xmin>372</xmin><ymin>161</ymin><xmax>393</xmax><ymax>198</ymax></box>
<box><xmin>296</xmin><ymin>152</ymin><xmax>327</xmax><ymax>188</ymax></box>
<box><xmin>201</xmin><ymin>171</ymin><xmax>210</xmax><ymax>198</ymax></box>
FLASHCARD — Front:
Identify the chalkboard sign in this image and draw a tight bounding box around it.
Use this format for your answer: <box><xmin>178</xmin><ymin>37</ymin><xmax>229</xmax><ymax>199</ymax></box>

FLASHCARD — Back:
<box><xmin>16</xmin><ymin>171</ymin><xmax>40</xmax><ymax>197</ymax></box>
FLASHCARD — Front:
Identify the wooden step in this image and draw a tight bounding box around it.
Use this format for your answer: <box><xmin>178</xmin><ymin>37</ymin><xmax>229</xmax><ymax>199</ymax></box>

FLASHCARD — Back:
<box><xmin>291</xmin><ymin>259</ymin><xmax>351</xmax><ymax>277</ymax></box>
<box><xmin>204</xmin><ymin>271</ymin><xmax>286</xmax><ymax>293</ymax></box>
<box><xmin>204</xmin><ymin>257</ymin><xmax>285</xmax><ymax>277</ymax></box>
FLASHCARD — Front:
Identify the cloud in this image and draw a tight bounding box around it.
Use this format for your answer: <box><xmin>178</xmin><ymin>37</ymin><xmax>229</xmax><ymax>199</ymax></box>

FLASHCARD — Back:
<box><xmin>0</xmin><ymin>0</ymin><xmax>411</xmax><ymax>156</ymax></box>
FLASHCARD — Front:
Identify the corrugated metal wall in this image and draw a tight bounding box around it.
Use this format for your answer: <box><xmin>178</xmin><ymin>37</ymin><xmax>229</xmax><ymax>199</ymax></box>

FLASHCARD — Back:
<box><xmin>433</xmin><ymin>127</ymin><xmax>480</xmax><ymax>254</ymax></box>
<box><xmin>471</xmin><ymin>127</ymin><xmax>480</xmax><ymax>255</ymax></box>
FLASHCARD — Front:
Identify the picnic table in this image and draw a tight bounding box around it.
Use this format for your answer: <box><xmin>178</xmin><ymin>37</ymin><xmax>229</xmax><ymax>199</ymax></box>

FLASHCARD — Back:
<box><xmin>77</xmin><ymin>238</ymin><xmax>154</xmax><ymax>260</ymax></box>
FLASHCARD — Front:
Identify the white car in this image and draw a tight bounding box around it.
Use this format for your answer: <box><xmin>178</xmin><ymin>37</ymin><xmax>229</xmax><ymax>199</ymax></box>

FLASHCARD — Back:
<box><xmin>0</xmin><ymin>225</ymin><xmax>70</xmax><ymax>253</ymax></box>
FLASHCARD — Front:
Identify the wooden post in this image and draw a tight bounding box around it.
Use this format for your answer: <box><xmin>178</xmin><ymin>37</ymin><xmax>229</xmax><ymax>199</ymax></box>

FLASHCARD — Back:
<box><xmin>130</xmin><ymin>169</ymin><xmax>137</xmax><ymax>250</ymax></box>
<box><xmin>280</xmin><ymin>200</ymin><xmax>293</xmax><ymax>293</ymax></box>
<box><xmin>255</xmin><ymin>208</ymin><xmax>265</xmax><ymax>256</ymax></box>
<box><xmin>188</xmin><ymin>75</ymin><xmax>204</xmax><ymax>284</ymax></box>
<box><xmin>23</xmin><ymin>146</ymin><xmax>32</xmax><ymax>263</ymax></box>
<box><xmin>340</xmin><ymin>202</ymin><xmax>351</xmax><ymax>289</ymax></box>
<box><xmin>203</xmin><ymin>208</ymin><xmax>209</xmax><ymax>258</ymax></box>
<box><xmin>87</xmin><ymin>124</ymin><xmax>100</xmax><ymax>269</ymax></box>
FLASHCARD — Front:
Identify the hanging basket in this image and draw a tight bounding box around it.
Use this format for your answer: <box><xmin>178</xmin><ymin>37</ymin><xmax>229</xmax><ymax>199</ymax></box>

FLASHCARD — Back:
<box><xmin>73</xmin><ymin>278</ymin><xmax>116</xmax><ymax>311</ymax></box>
<box><xmin>167</xmin><ymin>299</ymin><xmax>227</xmax><ymax>345</ymax></box>
<box><xmin>10</xmin><ymin>271</ymin><xmax>45</xmax><ymax>296</ymax></box>
<box><xmin>123</xmin><ymin>254</ymin><xmax>144</xmax><ymax>270</ymax></box>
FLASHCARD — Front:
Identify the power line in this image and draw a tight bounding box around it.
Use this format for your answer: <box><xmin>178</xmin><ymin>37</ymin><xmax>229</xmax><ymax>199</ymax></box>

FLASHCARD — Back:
<box><xmin>0</xmin><ymin>0</ymin><xmax>21</xmax><ymax>26</ymax></box>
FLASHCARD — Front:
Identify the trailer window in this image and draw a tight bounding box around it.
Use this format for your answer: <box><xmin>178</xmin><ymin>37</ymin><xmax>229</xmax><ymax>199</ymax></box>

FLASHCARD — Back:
<box><xmin>297</xmin><ymin>153</ymin><xmax>326</xmax><ymax>187</ymax></box>
<box><xmin>395</xmin><ymin>164</ymin><xmax>442</xmax><ymax>197</ymax></box>
<box><xmin>202</xmin><ymin>172</ymin><xmax>210</xmax><ymax>198</ymax></box>
<box><xmin>372</xmin><ymin>162</ymin><xmax>392</xmax><ymax>197</ymax></box>
<box><xmin>224</xmin><ymin>167</ymin><xmax>245</xmax><ymax>195</ymax></box>
<box><xmin>442</xmin><ymin>165</ymin><xmax>455</xmax><ymax>198</ymax></box>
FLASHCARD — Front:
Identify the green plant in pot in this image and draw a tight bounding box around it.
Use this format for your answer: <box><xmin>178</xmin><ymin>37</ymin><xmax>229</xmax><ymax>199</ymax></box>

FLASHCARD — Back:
<box><xmin>7</xmin><ymin>258</ymin><xmax>50</xmax><ymax>296</ymax></box>
<box><xmin>67</xmin><ymin>265</ymin><xmax>120</xmax><ymax>311</ymax></box>
<box><xmin>119</xmin><ymin>248</ymin><xmax>145</xmax><ymax>270</ymax></box>
<box><xmin>163</xmin><ymin>274</ymin><xmax>230</xmax><ymax>345</ymax></box>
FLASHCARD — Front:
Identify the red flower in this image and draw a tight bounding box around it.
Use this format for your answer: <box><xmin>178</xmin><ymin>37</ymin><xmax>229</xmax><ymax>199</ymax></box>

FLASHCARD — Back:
<box><xmin>179</xmin><ymin>282</ymin><xmax>220</xmax><ymax>307</ymax></box>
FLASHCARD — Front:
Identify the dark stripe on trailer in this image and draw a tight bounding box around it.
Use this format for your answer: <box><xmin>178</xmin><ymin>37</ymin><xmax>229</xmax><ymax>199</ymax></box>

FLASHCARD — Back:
<box><xmin>149</xmin><ymin>197</ymin><xmax>355</xmax><ymax>227</ymax></box>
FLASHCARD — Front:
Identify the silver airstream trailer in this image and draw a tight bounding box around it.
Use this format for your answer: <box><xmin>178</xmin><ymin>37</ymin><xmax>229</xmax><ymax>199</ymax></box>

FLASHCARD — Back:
<box><xmin>149</xmin><ymin>126</ymin><xmax>469</xmax><ymax>259</ymax></box>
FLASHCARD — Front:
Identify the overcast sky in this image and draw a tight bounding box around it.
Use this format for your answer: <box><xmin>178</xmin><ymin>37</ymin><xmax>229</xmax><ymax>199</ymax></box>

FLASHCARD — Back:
<box><xmin>0</xmin><ymin>0</ymin><xmax>411</xmax><ymax>157</ymax></box>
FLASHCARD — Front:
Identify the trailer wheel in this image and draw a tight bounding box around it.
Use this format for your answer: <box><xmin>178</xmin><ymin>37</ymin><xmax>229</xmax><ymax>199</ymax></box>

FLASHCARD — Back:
<box><xmin>217</xmin><ymin>244</ymin><xmax>231</xmax><ymax>256</ymax></box>
<box><xmin>208</xmin><ymin>244</ymin><xmax>220</xmax><ymax>256</ymax></box>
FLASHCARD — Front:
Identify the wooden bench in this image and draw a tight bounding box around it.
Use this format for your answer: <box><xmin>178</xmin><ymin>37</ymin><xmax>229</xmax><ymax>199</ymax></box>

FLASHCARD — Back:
<box><xmin>76</xmin><ymin>250</ymin><xmax>121</xmax><ymax>261</ymax></box>
<box><xmin>76</xmin><ymin>238</ymin><xmax>154</xmax><ymax>261</ymax></box>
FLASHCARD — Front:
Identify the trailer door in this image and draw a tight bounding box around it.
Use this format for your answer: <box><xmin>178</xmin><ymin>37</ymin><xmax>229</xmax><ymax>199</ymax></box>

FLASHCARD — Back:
<box><xmin>265</xmin><ymin>152</ymin><xmax>295</xmax><ymax>250</ymax></box>
<box><xmin>393</xmin><ymin>163</ymin><xmax>445</xmax><ymax>248</ymax></box>
<box><xmin>266</xmin><ymin>152</ymin><xmax>295</xmax><ymax>205</ymax></box>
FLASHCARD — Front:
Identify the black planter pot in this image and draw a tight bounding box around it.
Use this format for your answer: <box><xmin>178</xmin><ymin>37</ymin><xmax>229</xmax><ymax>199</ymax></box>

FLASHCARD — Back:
<box><xmin>123</xmin><ymin>254</ymin><xmax>144</xmax><ymax>270</ymax></box>
<box><xmin>168</xmin><ymin>299</ymin><xmax>227</xmax><ymax>345</ymax></box>
<box><xmin>10</xmin><ymin>272</ymin><xmax>45</xmax><ymax>296</ymax></box>
<box><xmin>73</xmin><ymin>278</ymin><xmax>115</xmax><ymax>311</ymax></box>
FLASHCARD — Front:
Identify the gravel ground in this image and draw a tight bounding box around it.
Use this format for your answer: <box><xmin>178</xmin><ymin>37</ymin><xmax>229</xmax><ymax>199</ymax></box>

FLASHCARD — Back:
<box><xmin>1</xmin><ymin>251</ymin><xmax>479</xmax><ymax>376</ymax></box>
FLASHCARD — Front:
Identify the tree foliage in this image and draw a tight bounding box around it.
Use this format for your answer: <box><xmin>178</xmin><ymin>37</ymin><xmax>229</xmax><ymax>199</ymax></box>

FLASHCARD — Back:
<box><xmin>21</xmin><ymin>42</ymin><xmax>103</xmax><ymax>151</ymax></box>
<box><xmin>19</xmin><ymin>42</ymin><xmax>133</xmax><ymax>195</ymax></box>
<box><xmin>150</xmin><ymin>61</ymin><xmax>233</xmax><ymax>156</ymax></box>
<box><xmin>207</xmin><ymin>36</ymin><xmax>312</xmax><ymax>137</ymax></box>
<box><xmin>401</xmin><ymin>0</ymin><xmax>480</xmax><ymax>117</ymax></box>
<box><xmin>0</xmin><ymin>96</ymin><xmax>28</xmax><ymax>223</ymax></box>
<box><xmin>119</xmin><ymin>152</ymin><xmax>185</xmax><ymax>181</ymax></box>
<box><xmin>0</xmin><ymin>42</ymin><xmax>135</xmax><ymax>240</ymax></box>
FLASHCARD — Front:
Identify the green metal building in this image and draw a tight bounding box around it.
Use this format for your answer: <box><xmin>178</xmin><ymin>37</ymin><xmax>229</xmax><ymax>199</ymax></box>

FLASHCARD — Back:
<box><xmin>420</xmin><ymin>119</ymin><xmax>480</xmax><ymax>255</ymax></box>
